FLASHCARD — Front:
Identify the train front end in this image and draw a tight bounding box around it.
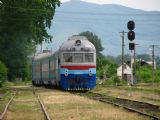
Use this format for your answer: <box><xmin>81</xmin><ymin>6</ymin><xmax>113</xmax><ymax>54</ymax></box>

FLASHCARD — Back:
<box><xmin>59</xmin><ymin>35</ymin><xmax>96</xmax><ymax>90</ymax></box>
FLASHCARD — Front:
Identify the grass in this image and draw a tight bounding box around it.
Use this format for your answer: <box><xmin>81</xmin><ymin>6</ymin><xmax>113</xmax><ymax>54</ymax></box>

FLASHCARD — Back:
<box><xmin>0</xmin><ymin>96</ymin><xmax>11</xmax><ymax>113</ymax></box>
<box><xmin>0</xmin><ymin>90</ymin><xmax>14</xmax><ymax>113</ymax></box>
<box><xmin>3</xmin><ymin>81</ymin><xmax>32</xmax><ymax>87</ymax></box>
<box><xmin>1</xmin><ymin>84</ymin><xmax>157</xmax><ymax>120</ymax></box>
<box><xmin>0</xmin><ymin>89</ymin><xmax>7</xmax><ymax>94</ymax></box>
<box><xmin>93</xmin><ymin>84</ymin><xmax>160</xmax><ymax>106</ymax></box>
<box><xmin>38</xmin><ymin>89</ymin><xmax>150</xmax><ymax>120</ymax></box>
<box><xmin>5</xmin><ymin>89</ymin><xmax>45</xmax><ymax>120</ymax></box>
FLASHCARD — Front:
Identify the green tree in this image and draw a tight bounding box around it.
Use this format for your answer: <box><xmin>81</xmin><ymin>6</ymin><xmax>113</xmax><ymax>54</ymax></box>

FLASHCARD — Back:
<box><xmin>79</xmin><ymin>31</ymin><xmax>104</xmax><ymax>57</ymax></box>
<box><xmin>0</xmin><ymin>0</ymin><xmax>60</xmax><ymax>80</ymax></box>
<box><xmin>0</xmin><ymin>61</ymin><xmax>8</xmax><ymax>87</ymax></box>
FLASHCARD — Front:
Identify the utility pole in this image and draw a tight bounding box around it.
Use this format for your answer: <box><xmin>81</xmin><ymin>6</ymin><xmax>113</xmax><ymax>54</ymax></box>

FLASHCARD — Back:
<box><xmin>41</xmin><ymin>42</ymin><xmax>42</xmax><ymax>53</ymax></box>
<box><xmin>130</xmin><ymin>50</ymin><xmax>134</xmax><ymax>85</ymax></box>
<box><xmin>133</xmin><ymin>47</ymin><xmax>136</xmax><ymax>84</ymax></box>
<box><xmin>151</xmin><ymin>45</ymin><xmax>155</xmax><ymax>85</ymax></box>
<box><xmin>121</xmin><ymin>31</ymin><xmax>124</xmax><ymax>81</ymax></box>
<box><xmin>138</xmin><ymin>59</ymin><xmax>141</xmax><ymax>82</ymax></box>
<box><xmin>133</xmin><ymin>44</ymin><xmax>138</xmax><ymax>84</ymax></box>
<box><xmin>120</xmin><ymin>31</ymin><xmax>127</xmax><ymax>80</ymax></box>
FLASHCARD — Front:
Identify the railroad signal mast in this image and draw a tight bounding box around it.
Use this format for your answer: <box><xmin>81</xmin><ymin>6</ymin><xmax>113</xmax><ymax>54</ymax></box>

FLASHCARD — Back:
<box><xmin>127</xmin><ymin>20</ymin><xmax>135</xmax><ymax>85</ymax></box>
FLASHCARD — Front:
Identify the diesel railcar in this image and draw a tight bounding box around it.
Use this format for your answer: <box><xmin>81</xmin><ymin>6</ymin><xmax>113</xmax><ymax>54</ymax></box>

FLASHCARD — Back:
<box><xmin>32</xmin><ymin>35</ymin><xmax>96</xmax><ymax>90</ymax></box>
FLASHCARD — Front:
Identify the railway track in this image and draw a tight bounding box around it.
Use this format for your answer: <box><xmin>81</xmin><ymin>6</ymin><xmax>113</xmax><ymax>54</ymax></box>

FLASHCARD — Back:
<box><xmin>33</xmin><ymin>87</ymin><xmax>51</xmax><ymax>120</ymax></box>
<box><xmin>0</xmin><ymin>87</ymin><xmax>51</xmax><ymax>120</ymax></box>
<box><xmin>0</xmin><ymin>91</ymin><xmax>17</xmax><ymax>120</ymax></box>
<box><xmin>76</xmin><ymin>92</ymin><xmax>160</xmax><ymax>120</ymax></box>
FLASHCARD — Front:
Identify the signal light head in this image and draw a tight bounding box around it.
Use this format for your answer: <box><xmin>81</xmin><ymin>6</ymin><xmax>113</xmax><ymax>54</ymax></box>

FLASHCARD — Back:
<box><xmin>127</xmin><ymin>20</ymin><xmax>135</xmax><ymax>30</ymax></box>
<box><xmin>128</xmin><ymin>31</ymin><xmax>135</xmax><ymax>41</ymax></box>
<box><xmin>129</xmin><ymin>43</ymin><xmax>135</xmax><ymax>50</ymax></box>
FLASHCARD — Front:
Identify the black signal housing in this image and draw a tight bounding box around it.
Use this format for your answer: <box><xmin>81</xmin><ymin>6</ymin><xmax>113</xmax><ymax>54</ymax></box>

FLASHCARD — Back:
<box><xmin>127</xmin><ymin>21</ymin><xmax>135</xmax><ymax>30</ymax></box>
<box><xmin>129</xmin><ymin>43</ymin><xmax>135</xmax><ymax>50</ymax></box>
<box><xmin>128</xmin><ymin>31</ymin><xmax>135</xmax><ymax>41</ymax></box>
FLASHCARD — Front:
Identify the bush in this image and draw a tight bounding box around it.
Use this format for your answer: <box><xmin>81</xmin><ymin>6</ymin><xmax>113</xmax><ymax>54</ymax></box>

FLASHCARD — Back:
<box><xmin>0</xmin><ymin>61</ymin><xmax>8</xmax><ymax>87</ymax></box>
<box><xmin>155</xmin><ymin>68</ymin><xmax>160</xmax><ymax>82</ymax></box>
<box><xmin>136</xmin><ymin>66</ymin><xmax>160</xmax><ymax>83</ymax></box>
<box><xmin>96</xmin><ymin>57</ymin><xmax>117</xmax><ymax>79</ymax></box>
<box><xmin>96</xmin><ymin>75</ymin><xmax>126</xmax><ymax>86</ymax></box>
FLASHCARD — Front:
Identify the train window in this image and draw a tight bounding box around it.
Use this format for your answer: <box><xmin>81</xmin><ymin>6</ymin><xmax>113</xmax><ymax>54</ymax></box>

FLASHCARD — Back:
<box><xmin>35</xmin><ymin>62</ymin><xmax>40</xmax><ymax>71</ymax></box>
<box><xmin>85</xmin><ymin>53</ymin><xmax>94</xmax><ymax>62</ymax></box>
<box><xmin>74</xmin><ymin>53</ymin><xmax>83</xmax><ymax>63</ymax></box>
<box><xmin>63</xmin><ymin>53</ymin><xmax>73</xmax><ymax>62</ymax></box>
<box><xmin>42</xmin><ymin>62</ymin><xmax>49</xmax><ymax>71</ymax></box>
<box><xmin>50</xmin><ymin>60</ymin><xmax>54</xmax><ymax>70</ymax></box>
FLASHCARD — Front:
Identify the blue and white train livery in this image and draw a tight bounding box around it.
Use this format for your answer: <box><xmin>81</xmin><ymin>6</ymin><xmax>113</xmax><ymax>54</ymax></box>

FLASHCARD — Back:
<box><xmin>32</xmin><ymin>35</ymin><xmax>96</xmax><ymax>90</ymax></box>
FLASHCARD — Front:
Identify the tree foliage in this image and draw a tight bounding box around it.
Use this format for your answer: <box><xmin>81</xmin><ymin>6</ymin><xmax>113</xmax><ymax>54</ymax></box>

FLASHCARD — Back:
<box><xmin>0</xmin><ymin>61</ymin><xmax>8</xmax><ymax>87</ymax></box>
<box><xmin>97</xmin><ymin>57</ymin><xmax>117</xmax><ymax>79</ymax></box>
<box><xmin>0</xmin><ymin>0</ymin><xmax>60</xmax><ymax>80</ymax></box>
<box><xmin>136</xmin><ymin>64</ymin><xmax>160</xmax><ymax>83</ymax></box>
<box><xmin>79</xmin><ymin>31</ymin><xmax>104</xmax><ymax>57</ymax></box>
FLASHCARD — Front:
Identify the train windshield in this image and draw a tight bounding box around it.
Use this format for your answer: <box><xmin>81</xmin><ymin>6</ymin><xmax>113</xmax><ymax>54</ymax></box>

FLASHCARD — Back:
<box><xmin>85</xmin><ymin>53</ymin><xmax>93</xmax><ymax>62</ymax></box>
<box><xmin>63</xmin><ymin>53</ymin><xmax>73</xmax><ymax>62</ymax></box>
<box><xmin>74</xmin><ymin>53</ymin><xmax>83</xmax><ymax>63</ymax></box>
<box><xmin>63</xmin><ymin>53</ymin><xmax>94</xmax><ymax>63</ymax></box>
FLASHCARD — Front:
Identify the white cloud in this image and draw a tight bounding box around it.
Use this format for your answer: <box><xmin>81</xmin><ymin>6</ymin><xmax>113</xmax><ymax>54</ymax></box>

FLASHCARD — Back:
<box><xmin>60</xmin><ymin>0</ymin><xmax>160</xmax><ymax>11</ymax></box>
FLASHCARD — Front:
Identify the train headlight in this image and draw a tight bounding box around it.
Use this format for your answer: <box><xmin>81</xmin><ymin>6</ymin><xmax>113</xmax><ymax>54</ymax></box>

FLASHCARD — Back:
<box><xmin>75</xmin><ymin>40</ymin><xmax>81</xmax><ymax>46</ymax></box>
<box><xmin>89</xmin><ymin>73</ymin><xmax>92</xmax><ymax>76</ymax></box>
<box><xmin>65</xmin><ymin>73</ymin><xmax>68</xmax><ymax>76</ymax></box>
<box><xmin>89</xmin><ymin>70</ymin><xmax>92</xmax><ymax>76</ymax></box>
<box><xmin>65</xmin><ymin>70</ymin><xmax>68</xmax><ymax>76</ymax></box>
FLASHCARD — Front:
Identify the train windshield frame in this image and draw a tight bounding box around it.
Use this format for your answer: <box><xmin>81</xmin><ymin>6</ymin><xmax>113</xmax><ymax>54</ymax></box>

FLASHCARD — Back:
<box><xmin>63</xmin><ymin>52</ymin><xmax>94</xmax><ymax>63</ymax></box>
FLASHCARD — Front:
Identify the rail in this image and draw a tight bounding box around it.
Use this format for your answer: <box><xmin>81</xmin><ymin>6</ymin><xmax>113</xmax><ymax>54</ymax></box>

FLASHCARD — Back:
<box><xmin>33</xmin><ymin>87</ymin><xmax>51</xmax><ymax>120</ymax></box>
<box><xmin>77</xmin><ymin>92</ymin><xmax>160</xmax><ymax>120</ymax></box>
<box><xmin>0</xmin><ymin>92</ymin><xmax>16</xmax><ymax>120</ymax></box>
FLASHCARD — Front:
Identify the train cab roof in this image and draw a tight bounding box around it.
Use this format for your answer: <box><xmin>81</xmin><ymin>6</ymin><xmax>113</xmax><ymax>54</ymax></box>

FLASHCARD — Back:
<box><xmin>59</xmin><ymin>35</ymin><xmax>96</xmax><ymax>52</ymax></box>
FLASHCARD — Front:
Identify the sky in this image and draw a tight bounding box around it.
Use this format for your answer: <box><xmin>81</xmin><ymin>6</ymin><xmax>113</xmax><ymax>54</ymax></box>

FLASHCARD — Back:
<box><xmin>61</xmin><ymin>0</ymin><xmax>160</xmax><ymax>11</ymax></box>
